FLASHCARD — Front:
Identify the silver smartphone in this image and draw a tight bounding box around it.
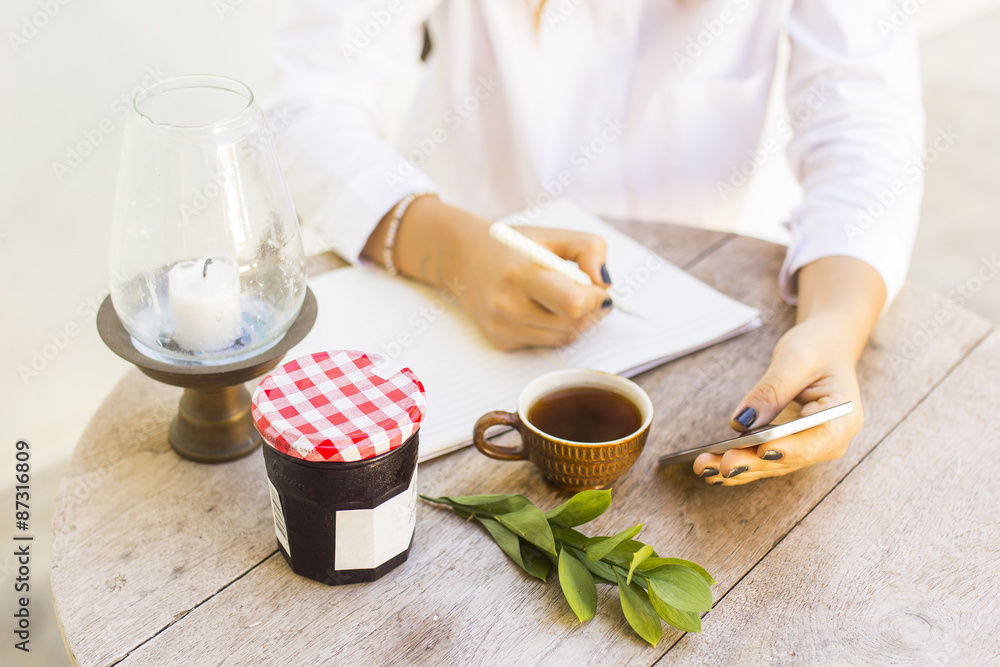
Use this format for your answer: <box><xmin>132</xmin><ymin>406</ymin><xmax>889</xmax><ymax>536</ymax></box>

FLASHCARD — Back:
<box><xmin>657</xmin><ymin>401</ymin><xmax>855</xmax><ymax>467</ymax></box>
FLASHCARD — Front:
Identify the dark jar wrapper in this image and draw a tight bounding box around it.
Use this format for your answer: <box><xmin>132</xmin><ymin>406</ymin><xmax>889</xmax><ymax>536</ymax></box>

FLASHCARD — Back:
<box><xmin>262</xmin><ymin>430</ymin><xmax>419</xmax><ymax>585</ymax></box>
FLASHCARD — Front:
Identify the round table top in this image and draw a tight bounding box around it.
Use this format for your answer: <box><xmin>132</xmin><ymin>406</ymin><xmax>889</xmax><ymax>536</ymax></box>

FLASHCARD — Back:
<box><xmin>52</xmin><ymin>222</ymin><xmax>1000</xmax><ymax>666</ymax></box>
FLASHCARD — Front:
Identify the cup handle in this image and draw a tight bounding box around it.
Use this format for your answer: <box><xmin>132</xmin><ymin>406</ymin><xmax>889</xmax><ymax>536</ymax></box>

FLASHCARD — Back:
<box><xmin>474</xmin><ymin>411</ymin><xmax>527</xmax><ymax>461</ymax></box>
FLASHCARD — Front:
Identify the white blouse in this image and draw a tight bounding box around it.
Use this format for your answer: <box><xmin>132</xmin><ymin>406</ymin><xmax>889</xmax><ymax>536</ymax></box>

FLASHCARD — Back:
<box><xmin>267</xmin><ymin>0</ymin><xmax>925</xmax><ymax>305</ymax></box>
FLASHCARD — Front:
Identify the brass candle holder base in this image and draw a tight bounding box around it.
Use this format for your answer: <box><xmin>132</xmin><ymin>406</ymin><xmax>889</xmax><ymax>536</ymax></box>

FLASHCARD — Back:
<box><xmin>97</xmin><ymin>289</ymin><xmax>317</xmax><ymax>463</ymax></box>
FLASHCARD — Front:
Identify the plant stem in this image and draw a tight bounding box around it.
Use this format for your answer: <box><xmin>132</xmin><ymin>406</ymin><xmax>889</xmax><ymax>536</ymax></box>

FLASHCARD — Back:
<box><xmin>428</xmin><ymin>502</ymin><xmax>644</xmax><ymax>586</ymax></box>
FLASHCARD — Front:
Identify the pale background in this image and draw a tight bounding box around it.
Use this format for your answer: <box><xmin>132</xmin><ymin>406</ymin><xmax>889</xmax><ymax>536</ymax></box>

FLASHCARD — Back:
<box><xmin>1</xmin><ymin>1</ymin><xmax>998</xmax><ymax>664</ymax></box>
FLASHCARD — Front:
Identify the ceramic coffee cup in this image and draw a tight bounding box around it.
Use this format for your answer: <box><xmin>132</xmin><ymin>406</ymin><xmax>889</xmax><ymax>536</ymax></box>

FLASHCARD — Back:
<box><xmin>473</xmin><ymin>369</ymin><xmax>653</xmax><ymax>491</ymax></box>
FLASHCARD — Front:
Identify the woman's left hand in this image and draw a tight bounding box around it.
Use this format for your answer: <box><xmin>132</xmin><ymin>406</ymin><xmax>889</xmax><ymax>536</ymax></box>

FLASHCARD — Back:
<box><xmin>692</xmin><ymin>317</ymin><xmax>865</xmax><ymax>485</ymax></box>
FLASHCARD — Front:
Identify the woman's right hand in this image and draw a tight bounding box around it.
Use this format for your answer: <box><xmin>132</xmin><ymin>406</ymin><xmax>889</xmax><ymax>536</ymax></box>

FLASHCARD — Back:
<box><xmin>363</xmin><ymin>196</ymin><xmax>612</xmax><ymax>350</ymax></box>
<box><xmin>453</xmin><ymin>220</ymin><xmax>613</xmax><ymax>350</ymax></box>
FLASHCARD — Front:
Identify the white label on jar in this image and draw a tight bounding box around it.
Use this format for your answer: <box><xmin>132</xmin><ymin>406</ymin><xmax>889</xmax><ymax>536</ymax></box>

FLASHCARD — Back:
<box><xmin>334</xmin><ymin>468</ymin><xmax>418</xmax><ymax>571</ymax></box>
<box><xmin>268</xmin><ymin>478</ymin><xmax>291</xmax><ymax>556</ymax></box>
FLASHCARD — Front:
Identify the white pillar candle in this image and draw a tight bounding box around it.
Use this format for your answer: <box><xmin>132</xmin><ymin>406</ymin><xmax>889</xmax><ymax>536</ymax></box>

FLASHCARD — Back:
<box><xmin>168</xmin><ymin>256</ymin><xmax>243</xmax><ymax>353</ymax></box>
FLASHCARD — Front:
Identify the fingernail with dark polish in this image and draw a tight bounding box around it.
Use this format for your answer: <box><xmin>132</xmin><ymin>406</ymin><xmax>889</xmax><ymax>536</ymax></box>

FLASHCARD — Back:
<box><xmin>713</xmin><ymin>480</ymin><xmax>724</xmax><ymax>486</ymax></box>
<box><xmin>762</xmin><ymin>450</ymin><xmax>783</xmax><ymax>461</ymax></box>
<box><xmin>699</xmin><ymin>467</ymin><xmax>719</xmax><ymax>478</ymax></box>
<box><xmin>601</xmin><ymin>298</ymin><xmax>613</xmax><ymax>309</ymax></box>
<box><xmin>734</xmin><ymin>407</ymin><xmax>757</xmax><ymax>429</ymax></box>
<box><xmin>727</xmin><ymin>465</ymin><xmax>750</xmax><ymax>478</ymax></box>
<box><xmin>600</xmin><ymin>264</ymin><xmax>612</xmax><ymax>285</ymax></box>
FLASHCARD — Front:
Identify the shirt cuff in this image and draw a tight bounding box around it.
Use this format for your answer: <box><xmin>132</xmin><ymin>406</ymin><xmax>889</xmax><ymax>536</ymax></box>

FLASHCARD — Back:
<box><xmin>331</xmin><ymin>161</ymin><xmax>439</xmax><ymax>265</ymax></box>
<box><xmin>779</xmin><ymin>211</ymin><xmax>913</xmax><ymax>314</ymax></box>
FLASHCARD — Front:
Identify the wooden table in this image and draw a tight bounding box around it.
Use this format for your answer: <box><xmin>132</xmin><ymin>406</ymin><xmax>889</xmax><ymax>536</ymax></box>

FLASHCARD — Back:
<box><xmin>52</xmin><ymin>223</ymin><xmax>1000</xmax><ymax>666</ymax></box>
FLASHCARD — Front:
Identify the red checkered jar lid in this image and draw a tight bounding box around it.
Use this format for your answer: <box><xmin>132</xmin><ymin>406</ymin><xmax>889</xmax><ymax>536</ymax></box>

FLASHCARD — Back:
<box><xmin>251</xmin><ymin>350</ymin><xmax>426</xmax><ymax>463</ymax></box>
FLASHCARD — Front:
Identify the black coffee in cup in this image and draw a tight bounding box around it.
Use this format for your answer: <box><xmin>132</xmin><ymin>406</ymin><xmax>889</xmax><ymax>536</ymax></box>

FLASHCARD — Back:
<box><xmin>527</xmin><ymin>385</ymin><xmax>642</xmax><ymax>443</ymax></box>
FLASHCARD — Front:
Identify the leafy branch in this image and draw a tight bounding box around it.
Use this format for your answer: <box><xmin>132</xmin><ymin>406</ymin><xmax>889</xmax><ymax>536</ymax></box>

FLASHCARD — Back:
<box><xmin>420</xmin><ymin>490</ymin><xmax>715</xmax><ymax>646</ymax></box>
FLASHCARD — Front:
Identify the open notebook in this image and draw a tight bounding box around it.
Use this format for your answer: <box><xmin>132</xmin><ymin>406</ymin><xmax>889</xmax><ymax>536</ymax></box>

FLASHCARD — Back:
<box><xmin>286</xmin><ymin>201</ymin><xmax>760</xmax><ymax>461</ymax></box>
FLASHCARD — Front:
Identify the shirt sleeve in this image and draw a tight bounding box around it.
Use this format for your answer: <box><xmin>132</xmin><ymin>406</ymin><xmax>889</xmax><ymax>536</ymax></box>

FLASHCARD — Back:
<box><xmin>780</xmin><ymin>0</ymin><xmax>926</xmax><ymax>309</ymax></box>
<box><xmin>264</xmin><ymin>0</ymin><xmax>441</xmax><ymax>264</ymax></box>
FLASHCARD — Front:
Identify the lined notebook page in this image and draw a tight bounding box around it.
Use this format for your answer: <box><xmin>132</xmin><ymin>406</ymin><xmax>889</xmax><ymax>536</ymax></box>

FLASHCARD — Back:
<box><xmin>286</xmin><ymin>201</ymin><xmax>760</xmax><ymax>461</ymax></box>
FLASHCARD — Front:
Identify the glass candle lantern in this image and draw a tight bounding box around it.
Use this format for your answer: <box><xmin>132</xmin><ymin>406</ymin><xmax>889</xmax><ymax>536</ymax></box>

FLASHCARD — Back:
<box><xmin>109</xmin><ymin>74</ymin><xmax>306</xmax><ymax>365</ymax></box>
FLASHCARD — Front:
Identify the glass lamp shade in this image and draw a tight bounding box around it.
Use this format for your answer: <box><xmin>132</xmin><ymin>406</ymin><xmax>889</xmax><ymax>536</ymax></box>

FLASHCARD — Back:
<box><xmin>109</xmin><ymin>75</ymin><xmax>306</xmax><ymax>365</ymax></box>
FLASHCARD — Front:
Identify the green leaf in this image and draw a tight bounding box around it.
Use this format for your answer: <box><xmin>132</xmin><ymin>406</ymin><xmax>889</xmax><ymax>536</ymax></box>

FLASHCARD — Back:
<box><xmin>476</xmin><ymin>517</ymin><xmax>551</xmax><ymax>581</ymax></box>
<box><xmin>496</xmin><ymin>504</ymin><xmax>557</xmax><ymax>557</ymax></box>
<box><xmin>626</xmin><ymin>545</ymin><xmax>654</xmax><ymax>586</ymax></box>
<box><xmin>568</xmin><ymin>546</ymin><xmax>618</xmax><ymax>584</ymax></box>
<box><xmin>544</xmin><ymin>490</ymin><xmax>612</xmax><ymax>527</ymax></box>
<box><xmin>521</xmin><ymin>543</ymin><xmax>552</xmax><ymax>581</ymax></box>
<box><xmin>476</xmin><ymin>516</ymin><xmax>530</xmax><ymax>572</ymax></box>
<box><xmin>646</xmin><ymin>565</ymin><xmax>714</xmax><ymax>613</ymax></box>
<box><xmin>604</xmin><ymin>540</ymin><xmax>658</xmax><ymax>567</ymax></box>
<box><xmin>648</xmin><ymin>588</ymin><xmax>702</xmax><ymax>634</ymax></box>
<box><xmin>638</xmin><ymin>558</ymin><xmax>716</xmax><ymax>586</ymax></box>
<box><xmin>550</xmin><ymin>525</ymin><xmax>590</xmax><ymax>550</ymax></box>
<box><xmin>585</xmin><ymin>524</ymin><xmax>642</xmax><ymax>562</ymax></box>
<box><xmin>558</xmin><ymin>549</ymin><xmax>597</xmax><ymax>622</ymax></box>
<box><xmin>429</xmin><ymin>494</ymin><xmax>533</xmax><ymax>515</ymax></box>
<box><xmin>616</xmin><ymin>572</ymin><xmax>662</xmax><ymax>647</ymax></box>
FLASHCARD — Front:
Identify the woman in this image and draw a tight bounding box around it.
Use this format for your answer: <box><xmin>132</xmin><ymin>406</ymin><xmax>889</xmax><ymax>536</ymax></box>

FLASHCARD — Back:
<box><xmin>267</xmin><ymin>0</ymin><xmax>924</xmax><ymax>485</ymax></box>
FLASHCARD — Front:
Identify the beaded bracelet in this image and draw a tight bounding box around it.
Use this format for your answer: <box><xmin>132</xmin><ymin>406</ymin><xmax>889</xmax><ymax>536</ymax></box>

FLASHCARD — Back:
<box><xmin>383</xmin><ymin>192</ymin><xmax>436</xmax><ymax>276</ymax></box>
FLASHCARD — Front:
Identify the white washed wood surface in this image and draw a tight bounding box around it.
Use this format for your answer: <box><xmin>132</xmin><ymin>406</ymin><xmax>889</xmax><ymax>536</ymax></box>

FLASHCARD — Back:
<box><xmin>663</xmin><ymin>330</ymin><xmax>1000</xmax><ymax>665</ymax></box>
<box><xmin>50</xmin><ymin>223</ymin><xmax>992</xmax><ymax>666</ymax></box>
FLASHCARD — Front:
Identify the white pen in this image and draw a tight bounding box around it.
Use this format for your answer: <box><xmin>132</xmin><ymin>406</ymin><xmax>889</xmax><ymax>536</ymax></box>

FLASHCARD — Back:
<box><xmin>488</xmin><ymin>222</ymin><xmax>643</xmax><ymax>319</ymax></box>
